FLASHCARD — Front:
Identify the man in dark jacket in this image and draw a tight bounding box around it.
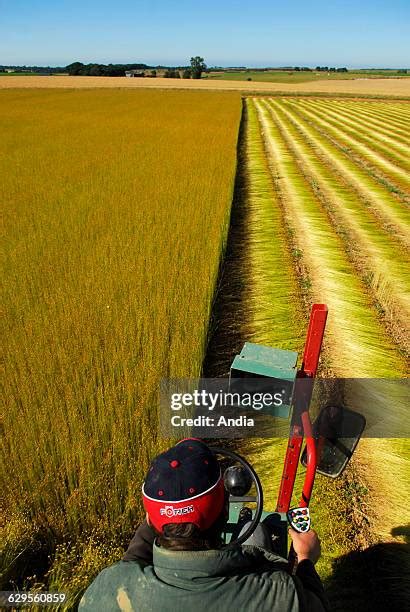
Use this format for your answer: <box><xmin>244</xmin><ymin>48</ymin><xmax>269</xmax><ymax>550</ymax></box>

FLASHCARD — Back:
<box><xmin>80</xmin><ymin>439</ymin><xmax>329</xmax><ymax>611</ymax></box>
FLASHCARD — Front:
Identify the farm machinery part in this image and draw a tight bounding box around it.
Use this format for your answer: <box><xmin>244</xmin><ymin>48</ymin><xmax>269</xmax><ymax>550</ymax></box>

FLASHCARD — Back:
<box><xmin>211</xmin><ymin>304</ymin><xmax>366</xmax><ymax>568</ymax></box>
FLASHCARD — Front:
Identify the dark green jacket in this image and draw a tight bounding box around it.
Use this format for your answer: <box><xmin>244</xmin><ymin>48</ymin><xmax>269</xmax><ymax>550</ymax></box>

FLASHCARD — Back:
<box><xmin>79</xmin><ymin>543</ymin><xmax>324</xmax><ymax>612</ymax></box>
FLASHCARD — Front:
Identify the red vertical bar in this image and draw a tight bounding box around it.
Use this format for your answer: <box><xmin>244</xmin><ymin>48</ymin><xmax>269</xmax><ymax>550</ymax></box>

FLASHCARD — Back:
<box><xmin>275</xmin><ymin>304</ymin><xmax>328</xmax><ymax>514</ymax></box>
<box><xmin>299</xmin><ymin>411</ymin><xmax>317</xmax><ymax>507</ymax></box>
<box><xmin>302</xmin><ymin>304</ymin><xmax>328</xmax><ymax>377</ymax></box>
<box><xmin>276</xmin><ymin>428</ymin><xmax>303</xmax><ymax>513</ymax></box>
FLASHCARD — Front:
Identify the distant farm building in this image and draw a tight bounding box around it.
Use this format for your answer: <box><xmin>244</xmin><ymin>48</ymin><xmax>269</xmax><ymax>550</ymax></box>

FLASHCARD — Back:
<box><xmin>125</xmin><ymin>70</ymin><xmax>145</xmax><ymax>78</ymax></box>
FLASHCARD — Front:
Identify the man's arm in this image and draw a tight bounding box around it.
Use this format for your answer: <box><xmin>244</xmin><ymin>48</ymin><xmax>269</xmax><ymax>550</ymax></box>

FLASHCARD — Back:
<box><xmin>289</xmin><ymin>529</ymin><xmax>330</xmax><ymax>612</ymax></box>
<box><xmin>295</xmin><ymin>559</ymin><xmax>329</xmax><ymax>611</ymax></box>
<box><xmin>122</xmin><ymin>519</ymin><xmax>156</xmax><ymax>564</ymax></box>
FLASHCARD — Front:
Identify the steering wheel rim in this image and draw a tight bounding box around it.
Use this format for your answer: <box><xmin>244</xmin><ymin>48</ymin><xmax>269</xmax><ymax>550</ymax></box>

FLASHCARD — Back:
<box><xmin>209</xmin><ymin>447</ymin><xmax>263</xmax><ymax>548</ymax></box>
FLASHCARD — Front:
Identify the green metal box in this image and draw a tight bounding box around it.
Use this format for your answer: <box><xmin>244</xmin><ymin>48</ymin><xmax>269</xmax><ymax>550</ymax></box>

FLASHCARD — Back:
<box><xmin>229</xmin><ymin>343</ymin><xmax>298</xmax><ymax>418</ymax></box>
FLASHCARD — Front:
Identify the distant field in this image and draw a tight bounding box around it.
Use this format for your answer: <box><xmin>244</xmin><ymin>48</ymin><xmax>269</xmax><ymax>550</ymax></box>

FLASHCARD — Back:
<box><xmin>1</xmin><ymin>75</ymin><xmax>410</xmax><ymax>96</ymax></box>
<box><xmin>207</xmin><ymin>69</ymin><xmax>410</xmax><ymax>83</ymax></box>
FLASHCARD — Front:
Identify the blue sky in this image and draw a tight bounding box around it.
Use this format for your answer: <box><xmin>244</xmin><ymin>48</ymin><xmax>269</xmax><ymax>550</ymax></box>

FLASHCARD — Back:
<box><xmin>0</xmin><ymin>0</ymin><xmax>409</xmax><ymax>68</ymax></box>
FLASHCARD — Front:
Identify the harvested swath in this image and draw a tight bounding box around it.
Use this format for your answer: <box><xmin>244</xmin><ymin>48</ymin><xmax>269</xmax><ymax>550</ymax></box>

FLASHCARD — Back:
<box><xmin>301</xmin><ymin>100</ymin><xmax>410</xmax><ymax>185</ymax></box>
<box><xmin>254</xmin><ymin>98</ymin><xmax>409</xmax><ymax>554</ymax></box>
<box><xmin>265</xmin><ymin>98</ymin><xmax>410</xmax><ymax>346</ymax></box>
<box><xmin>241</xmin><ymin>100</ymin><xmax>350</xmax><ymax>581</ymax></box>
<box><xmin>330</xmin><ymin>100</ymin><xmax>410</xmax><ymax>134</ymax></box>
<box><xmin>254</xmin><ymin>95</ymin><xmax>409</xmax><ymax>543</ymax></box>
<box><xmin>299</xmin><ymin>99</ymin><xmax>410</xmax><ymax>175</ymax></box>
<box><xmin>244</xmin><ymin>100</ymin><xmax>304</xmax><ymax>350</ymax></box>
<box><xmin>365</xmin><ymin>102</ymin><xmax>410</xmax><ymax>124</ymax></box>
<box><xmin>247</xmin><ymin>97</ymin><xmax>408</xmax><ymax>596</ymax></box>
<box><xmin>240</xmin><ymin>98</ymin><xmax>305</xmax><ymax>504</ymax></box>
<box><xmin>354</xmin><ymin>436</ymin><xmax>410</xmax><ymax>548</ymax></box>
<box><xmin>302</xmin><ymin>99</ymin><xmax>410</xmax><ymax>166</ymax></box>
<box><xmin>278</xmin><ymin>99</ymin><xmax>410</xmax><ymax>248</ymax></box>
<box><xmin>309</xmin><ymin>99</ymin><xmax>410</xmax><ymax>154</ymax></box>
<box><xmin>324</xmin><ymin>101</ymin><xmax>410</xmax><ymax>145</ymax></box>
<box><xmin>253</xmin><ymin>97</ymin><xmax>408</xmax><ymax>379</ymax></box>
<box><xmin>356</xmin><ymin>99</ymin><xmax>410</xmax><ymax>114</ymax></box>
<box><xmin>296</xmin><ymin>100</ymin><xmax>410</xmax><ymax>191</ymax></box>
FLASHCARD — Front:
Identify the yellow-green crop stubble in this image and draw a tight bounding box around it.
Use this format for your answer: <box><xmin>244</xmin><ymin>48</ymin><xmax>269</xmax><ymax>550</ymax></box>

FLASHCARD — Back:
<box><xmin>245</xmin><ymin>96</ymin><xmax>409</xmax><ymax>586</ymax></box>
<box><xmin>1</xmin><ymin>89</ymin><xmax>241</xmax><ymax>595</ymax></box>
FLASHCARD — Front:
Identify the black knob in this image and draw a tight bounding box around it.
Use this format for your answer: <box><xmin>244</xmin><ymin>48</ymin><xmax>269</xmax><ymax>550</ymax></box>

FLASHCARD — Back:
<box><xmin>223</xmin><ymin>466</ymin><xmax>252</xmax><ymax>496</ymax></box>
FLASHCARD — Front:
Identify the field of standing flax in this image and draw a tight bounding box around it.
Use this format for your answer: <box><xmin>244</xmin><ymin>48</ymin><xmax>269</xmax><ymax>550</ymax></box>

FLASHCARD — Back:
<box><xmin>0</xmin><ymin>89</ymin><xmax>241</xmax><ymax>598</ymax></box>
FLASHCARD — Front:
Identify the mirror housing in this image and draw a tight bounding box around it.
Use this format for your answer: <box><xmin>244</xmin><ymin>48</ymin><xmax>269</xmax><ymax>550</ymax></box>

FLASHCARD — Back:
<box><xmin>301</xmin><ymin>405</ymin><xmax>366</xmax><ymax>478</ymax></box>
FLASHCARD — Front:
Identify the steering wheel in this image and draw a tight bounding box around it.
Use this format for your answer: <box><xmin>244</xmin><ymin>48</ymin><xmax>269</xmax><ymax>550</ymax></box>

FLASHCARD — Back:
<box><xmin>210</xmin><ymin>447</ymin><xmax>263</xmax><ymax>548</ymax></box>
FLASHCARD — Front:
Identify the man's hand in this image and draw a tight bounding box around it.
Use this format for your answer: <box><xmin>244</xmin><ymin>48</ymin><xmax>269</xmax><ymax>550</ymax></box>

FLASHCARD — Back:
<box><xmin>289</xmin><ymin>528</ymin><xmax>321</xmax><ymax>564</ymax></box>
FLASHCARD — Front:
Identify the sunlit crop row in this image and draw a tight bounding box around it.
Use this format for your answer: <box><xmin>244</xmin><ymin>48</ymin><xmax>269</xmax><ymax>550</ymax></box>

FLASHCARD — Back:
<box><xmin>246</xmin><ymin>97</ymin><xmax>409</xmax><ymax>587</ymax></box>
<box><xmin>266</xmin><ymin>98</ymin><xmax>410</xmax><ymax>342</ymax></box>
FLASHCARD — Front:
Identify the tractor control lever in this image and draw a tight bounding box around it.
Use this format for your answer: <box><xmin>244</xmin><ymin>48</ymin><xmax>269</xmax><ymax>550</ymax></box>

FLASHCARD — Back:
<box><xmin>287</xmin><ymin>506</ymin><xmax>311</xmax><ymax>533</ymax></box>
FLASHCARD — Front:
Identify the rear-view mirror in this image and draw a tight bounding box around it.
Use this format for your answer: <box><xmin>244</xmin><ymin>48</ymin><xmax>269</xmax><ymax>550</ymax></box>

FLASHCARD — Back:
<box><xmin>301</xmin><ymin>405</ymin><xmax>366</xmax><ymax>478</ymax></box>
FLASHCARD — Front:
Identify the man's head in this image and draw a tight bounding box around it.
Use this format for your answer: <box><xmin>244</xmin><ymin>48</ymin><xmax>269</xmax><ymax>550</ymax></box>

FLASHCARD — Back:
<box><xmin>142</xmin><ymin>439</ymin><xmax>227</xmax><ymax>550</ymax></box>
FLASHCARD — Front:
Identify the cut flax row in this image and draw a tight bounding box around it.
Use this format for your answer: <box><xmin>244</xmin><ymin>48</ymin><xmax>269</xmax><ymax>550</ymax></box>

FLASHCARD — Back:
<box><xmin>245</xmin><ymin>100</ymin><xmax>305</xmax><ymax>351</ymax></box>
<box><xmin>294</xmin><ymin>100</ymin><xmax>410</xmax><ymax>193</ymax></box>
<box><xmin>252</xmin><ymin>95</ymin><xmax>408</xmax><ymax>558</ymax></box>
<box><xmin>334</xmin><ymin>100</ymin><xmax>410</xmax><ymax>129</ymax></box>
<box><xmin>316</xmin><ymin>100</ymin><xmax>410</xmax><ymax>145</ymax></box>
<box><xmin>306</xmin><ymin>99</ymin><xmax>410</xmax><ymax>158</ymax></box>
<box><xmin>253</xmin><ymin>97</ymin><xmax>407</xmax><ymax>378</ymax></box>
<box><xmin>361</xmin><ymin>101</ymin><xmax>410</xmax><ymax>125</ymax></box>
<box><xmin>280</xmin><ymin>99</ymin><xmax>410</xmax><ymax>242</ymax></box>
<box><xmin>240</xmin><ymin>98</ymin><xmax>304</xmax><ymax>504</ymax></box>
<box><xmin>243</xmin><ymin>100</ymin><xmax>356</xmax><ymax>582</ymax></box>
<box><xmin>265</xmin><ymin>98</ymin><xmax>410</xmax><ymax>349</ymax></box>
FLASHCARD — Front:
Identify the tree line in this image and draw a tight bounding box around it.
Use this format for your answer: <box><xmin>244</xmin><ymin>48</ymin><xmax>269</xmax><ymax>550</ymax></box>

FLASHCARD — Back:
<box><xmin>66</xmin><ymin>62</ymin><xmax>150</xmax><ymax>76</ymax></box>
<box><xmin>65</xmin><ymin>57</ymin><xmax>207</xmax><ymax>78</ymax></box>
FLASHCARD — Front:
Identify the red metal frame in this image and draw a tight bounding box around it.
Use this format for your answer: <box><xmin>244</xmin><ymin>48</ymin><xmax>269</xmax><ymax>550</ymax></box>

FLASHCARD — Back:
<box><xmin>276</xmin><ymin>304</ymin><xmax>328</xmax><ymax>513</ymax></box>
<box><xmin>301</xmin><ymin>303</ymin><xmax>328</xmax><ymax>378</ymax></box>
<box><xmin>275</xmin><ymin>304</ymin><xmax>327</xmax><ymax>571</ymax></box>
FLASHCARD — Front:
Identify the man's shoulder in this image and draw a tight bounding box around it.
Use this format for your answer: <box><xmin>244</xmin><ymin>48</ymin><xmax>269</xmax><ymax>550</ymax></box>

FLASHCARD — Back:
<box><xmin>79</xmin><ymin>561</ymin><xmax>148</xmax><ymax>610</ymax></box>
<box><xmin>240</xmin><ymin>543</ymin><xmax>289</xmax><ymax>569</ymax></box>
<box><xmin>94</xmin><ymin>559</ymin><xmax>148</xmax><ymax>580</ymax></box>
